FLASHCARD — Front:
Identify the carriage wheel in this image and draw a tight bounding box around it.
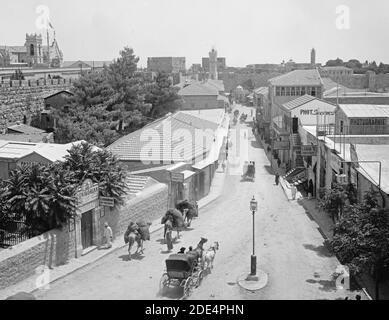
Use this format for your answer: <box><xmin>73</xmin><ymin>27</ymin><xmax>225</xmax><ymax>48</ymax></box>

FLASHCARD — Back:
<box><xmin>159</xmin><ymin>273</ymin><xmax>169</xmax><ymax>295</ymax></box>
<box><xmin>196</xmin><ymin>270</ymin><xmax>204</xmax><ymax>287</ymax></box>
<box><xmin>183</xmin><ymin>277</ymin><xmax>194</xmax><ymax>298</ymax></box>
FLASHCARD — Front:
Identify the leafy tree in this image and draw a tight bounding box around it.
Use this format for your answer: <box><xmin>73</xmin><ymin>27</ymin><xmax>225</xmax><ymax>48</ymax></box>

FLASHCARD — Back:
<box><xmin>2</xmin><ymin>163</ymin><xmax>77</xmax><ymax>235</ymax></box>
<box><xmin>331</xmin><ymin>190</ymin><xmax>389</xmax><ymax>300</ymax></box>
<box><xmin>345</xmin><ymin>59</ymin><xmax>362</xmax><ymax>69</ymax></box>
<box><xmin>318</xmin><ymin>183</ymin><xmax>348</xmax><ymax>224</ymax></box>
<box><xmin>144</xmin><ymin>72</ymin><xmax>180</xmax><ymax>118</ymax></box>
<box><xmin>55</xmin><ymin>47</ymin><xmax>182</xmax><ymax>146</ymax></box>
<box><xmin>325</xmin><ymin>58</ymin><xmax>344</xmax><ymax>67</ymax></box>
<box><xmin>63</xmin><ymin>142</ymin><xmax>128</xmax><ymax>205</ymax></box>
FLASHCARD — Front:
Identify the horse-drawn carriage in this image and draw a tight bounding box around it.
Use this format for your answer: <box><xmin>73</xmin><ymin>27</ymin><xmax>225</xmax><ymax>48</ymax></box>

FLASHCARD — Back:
<box><xmin>242</xmin><ymin>161</ymin><xmax>255</xmax><ymax>181</ymax></box>
<box><xmin>239</xmin><ymin>113</ymin><xmax>248</xmax><ymax>123</ymax></box>
<box><xmin>159</xmin><ymin>238</ymin><xmax>207</xmax><ymax>298</ymax></box>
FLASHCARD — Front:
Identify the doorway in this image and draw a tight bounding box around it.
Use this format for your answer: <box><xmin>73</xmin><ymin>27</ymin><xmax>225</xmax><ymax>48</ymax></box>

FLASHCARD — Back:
<box><xmin>81</xmin><ymin>210</ymin><xmax>93</xmax><ymax>249</ymax></box>
<box><xmin>292</xmin><ymin>117</ymin><xmax>299</xmax><ymax>134</ymax></box>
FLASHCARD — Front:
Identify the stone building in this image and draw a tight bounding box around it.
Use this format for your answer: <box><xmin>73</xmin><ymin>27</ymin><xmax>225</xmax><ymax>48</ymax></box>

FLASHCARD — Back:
<box><xmin>0</xmin><ymin>33</ymin><xmax>63</xmax><ymax>68</ymax></box>
<box><xmin>147</xmin><ymin>57</ymin><xmax>186</xmax><ymax>74</ymax></box>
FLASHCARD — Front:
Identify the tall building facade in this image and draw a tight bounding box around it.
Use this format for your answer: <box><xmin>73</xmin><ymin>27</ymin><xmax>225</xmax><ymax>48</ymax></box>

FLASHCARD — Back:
<box><xmin>209</xmin><ymin>48</ymin><xmax>218</xmax><ymax>80</ymax></box>
<box><xmin>147</xmin><ymin>57</ymin><xmax>186</xmax><ymax>73</ymax></box>
<box><xmin>0</xmin><ymin>33</ymin><xmax>63</xmax><ymax>67</ymax></box>
<box><xmin>311</xmin><ymin>48</ymin><xmax>316</xmax><ymax>66</ymax></box>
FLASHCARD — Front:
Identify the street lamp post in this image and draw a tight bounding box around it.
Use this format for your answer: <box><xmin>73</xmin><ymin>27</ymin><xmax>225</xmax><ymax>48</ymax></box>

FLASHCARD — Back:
<box><xmin>250</xmin><ymin>196</ymin><xmax>258</xmax><ymax>276</ymax></box>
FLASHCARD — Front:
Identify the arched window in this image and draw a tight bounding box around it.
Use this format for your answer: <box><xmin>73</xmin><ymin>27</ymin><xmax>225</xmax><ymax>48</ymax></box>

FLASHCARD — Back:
<box><xmin>30</xmin><ymin>44</ymin><xmax>35</xmax><ymax>56</ymax></box>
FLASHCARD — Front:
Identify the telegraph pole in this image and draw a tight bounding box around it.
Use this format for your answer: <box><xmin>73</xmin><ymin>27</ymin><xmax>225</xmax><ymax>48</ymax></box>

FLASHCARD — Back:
<box><xmin>315</xmin><ymin>110</ymin><xmax>320</xmax><ymax>199</ymax></box>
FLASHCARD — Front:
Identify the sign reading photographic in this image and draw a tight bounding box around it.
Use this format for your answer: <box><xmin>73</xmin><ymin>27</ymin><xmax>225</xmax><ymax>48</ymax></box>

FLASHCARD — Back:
<box><xmin>273</xmin><ymin>141</ymin><xmax>290</xmax><ymax>150</ymax></box>
<box><xmin>301</xmin><ymin>145</ymin><xmax>317</xmax><ymax>156</ymax></box>
<box><xmin>76</xmin><ymin>179</ymin><xmax>99</xmax><ymax>214</ymax></box>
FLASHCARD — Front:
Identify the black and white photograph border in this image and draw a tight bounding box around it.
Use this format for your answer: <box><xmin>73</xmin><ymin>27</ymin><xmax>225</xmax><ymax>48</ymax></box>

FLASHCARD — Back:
<box><xmin>0</xmin><ymin>0</ymin><xmax>388</xmax><ymax>305</ymax></box>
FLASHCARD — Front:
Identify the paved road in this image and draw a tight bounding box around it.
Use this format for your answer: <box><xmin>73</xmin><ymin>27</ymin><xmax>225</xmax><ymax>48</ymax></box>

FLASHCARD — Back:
<box><xmin>35</xmin><ymin>105</ymin><xmax>358</xmax><ymax>300</ymax></box>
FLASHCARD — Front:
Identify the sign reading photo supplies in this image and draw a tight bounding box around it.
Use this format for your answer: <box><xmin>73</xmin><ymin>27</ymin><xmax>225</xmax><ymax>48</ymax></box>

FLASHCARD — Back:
<box><xmin>76</xmin><ymin>179</ymin><xmax>99</xmax><ymax>214</ymax></box>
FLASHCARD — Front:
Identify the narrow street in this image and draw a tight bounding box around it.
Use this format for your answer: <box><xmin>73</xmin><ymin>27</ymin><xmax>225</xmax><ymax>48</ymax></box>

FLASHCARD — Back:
<box><xmin>34</xmin><ymin>105</ymin><xmax>353</xmax><ymax>300</ymax></box>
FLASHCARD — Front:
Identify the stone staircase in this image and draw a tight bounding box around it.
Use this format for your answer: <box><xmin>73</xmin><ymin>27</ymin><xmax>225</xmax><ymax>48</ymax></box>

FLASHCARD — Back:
<box><xmin>126</xmin><ymin>175</ymin><xmax>151</xmax><ymax>194</ymax></box>
<box><xmin>291</xmin><ymin>133</ymin><xmax>304</xmax><ymax>168</ymax></box>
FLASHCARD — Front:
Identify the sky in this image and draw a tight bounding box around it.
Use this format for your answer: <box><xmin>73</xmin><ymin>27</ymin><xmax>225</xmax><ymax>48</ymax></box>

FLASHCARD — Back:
<box><xmin>1</xmin><ymin>0</ymin><xmax>388</xmax><ymax>68</ymax></box>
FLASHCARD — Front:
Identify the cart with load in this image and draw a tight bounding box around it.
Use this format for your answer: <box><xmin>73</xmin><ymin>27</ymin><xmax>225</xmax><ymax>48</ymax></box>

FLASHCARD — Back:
<box><xmin>159</xmin><ymin>252</ymin><xmax>205</xmax><ymax>298</ymax></box>
<box><xmin>242</xmin><ymin>161</ymin><xmax>255</xmax><ymax>181</ymax></box>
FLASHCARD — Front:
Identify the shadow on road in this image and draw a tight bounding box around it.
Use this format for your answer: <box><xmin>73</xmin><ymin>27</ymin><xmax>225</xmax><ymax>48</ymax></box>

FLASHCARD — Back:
<box><xmin>250</xmin><ymin>141</ymin><xmax>262</xmax><ymax>149</ymax></box>
<box><xmin>303</xmin><ymin>243</ymin><xmax>334</xmax><ymax>258</ymax></box>
<box><xmin>118</xmin><ymin>253</ymin><xmax>145</xmax><ymax>261</ymax></box>
<box><xmin>306</xmin><ymin>278</ymin><xmax>336</xmax><ymax>292</ymax></box>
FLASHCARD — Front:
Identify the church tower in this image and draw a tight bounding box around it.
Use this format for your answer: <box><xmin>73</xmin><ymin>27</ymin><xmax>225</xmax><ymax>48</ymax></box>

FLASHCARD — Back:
<box><xmin>25</xmin><ymin>34</ymin><xmax>43</xmax><ymax>66</ymax></box>
<box><xmin>209</xmin><ymin>48</ymin><xmax>218</xmax><ymax>80</ymax></box>
<box><xmin>311</xmin><ymin>48</ymin><xmax>316</xmax><ymax>66</ymax></box>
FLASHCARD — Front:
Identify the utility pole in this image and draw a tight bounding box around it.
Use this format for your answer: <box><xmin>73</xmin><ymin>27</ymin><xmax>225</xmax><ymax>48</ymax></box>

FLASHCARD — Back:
<box><xmin>46</xmin><ymin>28</ymin><xmax>50</xmax><ymax>67</ymax></box>
<box><xmin>315</xmin><ymin>110</ymin><xmax>320</xmax><ymax>199</ymax></box>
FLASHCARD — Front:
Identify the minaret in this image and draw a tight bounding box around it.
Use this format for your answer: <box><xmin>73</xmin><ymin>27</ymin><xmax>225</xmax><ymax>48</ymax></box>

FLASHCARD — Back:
<box><xmin>209</xmin><ymin>47</ymin><xmax>218</xmax><ymax>80</ymax></box>
<box><xmin>311</xmin><ymin>48</ymin><xmax>316</xmax><ymax>66</ymax></box>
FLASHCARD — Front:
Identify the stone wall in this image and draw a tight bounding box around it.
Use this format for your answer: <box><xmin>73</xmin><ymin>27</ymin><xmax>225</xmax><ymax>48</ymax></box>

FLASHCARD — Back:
<box><xmin>0</xmin><ymin>226</ymin><xmax>76</xmax><ymax>290</ymax></box>
<box><xmin>101</xmin><ymin>183</ymin><xmax>169</xmax><ymax>238</ymax></box>
<box><xmin>0</xmin><ymin>182</ymin><xmax>168</xmax><ymax>291</ymax></box>
<box><xmin>0</xmin><ymin>79</ymin><xmax>73</xmax><ymax>130</ymax></box>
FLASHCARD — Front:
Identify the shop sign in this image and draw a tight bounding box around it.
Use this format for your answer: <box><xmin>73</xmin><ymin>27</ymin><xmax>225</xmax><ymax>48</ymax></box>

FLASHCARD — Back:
<box><xmin>273</xmin><ymin>141</ymin><xmax>290</xmax><ymax>150</ymax></box>
<box><xmin>301</xmin><ymin>145</ymin><xmax>317</xmax><ymax>156</ymax></box>
<box><xmin>76</xmin><ymin>179</ymin><xmax>99</xmax><ymax>214</ymax></box>
<box><xmin>171</xmin><ymin>172</ymin><xmax>185</xmax><ymax>183</ymax></box>
<box><xmin>100</xmin><ymin>197</ymin><xmax>115</xmax><ymax>208</ymax></box>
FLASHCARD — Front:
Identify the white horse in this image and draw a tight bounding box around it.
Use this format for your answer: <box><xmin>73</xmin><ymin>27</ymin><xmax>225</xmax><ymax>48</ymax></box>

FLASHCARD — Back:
<box><xmin>202</xmin><ymin>242</ymin><xmax>219</xmax><ymax>270</ymax></box>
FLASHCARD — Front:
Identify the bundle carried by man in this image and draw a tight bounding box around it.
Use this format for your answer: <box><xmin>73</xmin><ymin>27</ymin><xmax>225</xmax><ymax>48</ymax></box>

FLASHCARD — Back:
<box><xmin>124</xmin><ymin>222</ymin><xmax>139</xmax><ymax>244</ymax></box>
<box><xmin>136</xmin><ymin>220</ymin><xmax>151</xmax><ymax>241</ymax></box>
<box><xmin>176</xmin><ymin>199</ymin><xmax>198</xmax><ymax>218</ymax></box>
<box><xmin>161</xmin><ymin>208</ymin><xmax>185</xmax><ymax>229</ymax></box>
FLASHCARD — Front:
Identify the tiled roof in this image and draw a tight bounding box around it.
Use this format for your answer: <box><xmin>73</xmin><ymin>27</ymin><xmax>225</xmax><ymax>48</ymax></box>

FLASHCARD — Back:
<box><xmin>205</xmin><ymin>79</ymin><xmax>225</xmax><ymax>92</ymax></box>
<box><xmin>254</xmin><ymin>87</ymin><xmax>269</xmax><ymax>95</ymax></box>
<box><xmin>0</xmin><ymin>140</ymin><xmax>96</xmax><ymax>162</ymax></box>
<box><xmin>107</xmin><ymin>112</ymin><xmax>217</xmax><ymax>162</ymax></box>
<box><xmin>178</xmin><ymin>82</ymin><xmax>219</xmax><ymax>96</ymax></box>
<box><xmin>126</xmin><ymin>175</ymin><xmax>151</xmax><ymax>194</ymax></box>
<box><xmin>269</xmin><ymin>69</ymin><xmax>322</xmax><ymax>86</ymax></box>
<box><xmin>339</xmin><ymin>104</ymin><xmax>389</xmax><ymax>118</ymax></box>
<box><xmin>7</xmin><ymin>124</ymin><xmax>46</xmax><ymax>135</ymax></box>
<box><xmin>179</xmin><ymin>109</ymin><xmax>225</xmax><ymax>125</ymax></box>
<box><xmin>282</xmin><ymin>95</ymin><xmax>317</xmax><ymax>111</ymax></box>
<box><xmin>321</xmin><ymin>66</ymin><xmax>352</xmax><ymax>71</ymax></box>
<box><xmin>62</xmin><ymin>60</ymin><xmax>112</xmax><ymax>68</ymax></box>
<box><xmin>0</xmin><ymin>133</ymin><xmax>48</xmax><ymax>143</ymax></box>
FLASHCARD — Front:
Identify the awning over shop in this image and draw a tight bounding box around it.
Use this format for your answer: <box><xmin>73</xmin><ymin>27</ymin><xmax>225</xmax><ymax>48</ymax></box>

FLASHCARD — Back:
<box><xmin>285</xmin><ymin>168</ymin><xmax>307</xmax><ymax>185</ymax></box>
<box><xmin>182</xmin><ymin>170</ymin><xmax>196</xmax><ymax>180</ymax></box>
<box><xmin>192</xmin><ymin>157</ymin><xmax>215</xmax><ymax>170</ymax></box>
